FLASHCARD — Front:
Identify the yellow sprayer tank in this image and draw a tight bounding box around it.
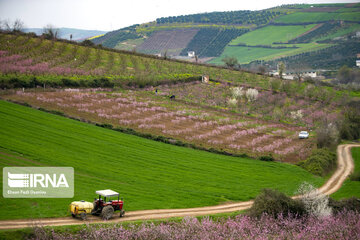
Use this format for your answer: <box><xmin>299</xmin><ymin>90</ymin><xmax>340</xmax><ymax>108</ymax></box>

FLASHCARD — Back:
<box><xmin>70</xmin><ymin>201</ymin><xmax>94</xmax><ymax>219</ymax></box>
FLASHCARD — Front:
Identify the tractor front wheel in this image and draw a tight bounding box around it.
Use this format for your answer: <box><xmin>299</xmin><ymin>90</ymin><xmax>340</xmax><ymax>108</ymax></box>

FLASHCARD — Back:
<box><xmin>101</xmin><ymin>206</ymin><xmax>114</xmax><ymax>220</ymax></box>
<box><xmin>80</xmin><ymin>212</ymin><xmax>87</xmax><ymax>220</ymax></box>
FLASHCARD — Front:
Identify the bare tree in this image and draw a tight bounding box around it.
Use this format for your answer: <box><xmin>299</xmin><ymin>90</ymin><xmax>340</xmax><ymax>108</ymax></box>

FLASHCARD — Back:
<box><xmin>12</xmin><ymin>19</ymin><xmax>24</xmax><ymax>32</ymax></box>
<box><xmin>2</xmin><ymin>18</ymin><xmax>24</xmax><ymax>32</ymax></box>
<box><xmin>222</xmin><ymin>56</ymin><xmax>240</xmax><ymax>69</ymax></box>
<box><xmin>3</xmin><ymin>19</ymin><xmax>12</xmax><ymax>31</ymax></box>
<box><xmin>42</xmin><ymin>24</ymin><xmax>60</xmax><ymax>39</ymax></box>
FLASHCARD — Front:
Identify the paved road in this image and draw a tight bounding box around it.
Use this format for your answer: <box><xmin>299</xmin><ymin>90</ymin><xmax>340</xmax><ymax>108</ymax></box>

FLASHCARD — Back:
<box><xmin>0</xmin><ymin>144</ymin><xmax>357</xmax><ymax>230</ymax></box>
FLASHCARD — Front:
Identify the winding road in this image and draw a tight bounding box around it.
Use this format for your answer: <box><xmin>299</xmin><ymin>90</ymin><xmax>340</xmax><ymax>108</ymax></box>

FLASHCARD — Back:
<box><xmin>0</xmin><ymin>144</ymin><xmax>357</xmax><ymax>230</ymax></box>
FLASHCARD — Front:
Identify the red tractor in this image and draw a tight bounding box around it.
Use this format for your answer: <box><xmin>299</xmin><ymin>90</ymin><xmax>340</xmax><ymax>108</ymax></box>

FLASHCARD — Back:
<box><xmin>91</xmin><ymin>189</ymin><xmax>125</xmax><ymax>220</ymax></box>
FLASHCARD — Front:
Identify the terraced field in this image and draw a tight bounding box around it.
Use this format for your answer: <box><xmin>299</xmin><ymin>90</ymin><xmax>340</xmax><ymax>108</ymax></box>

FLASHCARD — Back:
<box><xmin>137</xmin><ymin>29</ymin><xmax>199</xmax><ymax>55</ymax></box>
<box><xmin>274</xmin><ymin>11</ymin><xmax>360</xmax><ymax>23</ymax></box>
<box><xmin>5</xmin><ymin>88</ymin><xmax>315</xmax><ymax>162</ymax></box>
<box><xmin>209</xmin><ymin>42</ymin><xmax>331</xmax><ymax>64</ymax></box>
<box><xmin>0</xmin><ymin>32</ymin><xmax>275</xmax><ymax>89</ymax></box>
<box><xmin>208</xmin><ymin>25</ymin><xmax>333</xmax><ymax>64</ymax></box>
<box><xmin>0</xmin><ymin>100</ymin><xmax>324</xmax><ymax>219</ymax></box>
<box><xmin>229</xmin><ymin>25</ymin><xmax>317</xmax><ymax>46</ymax></box>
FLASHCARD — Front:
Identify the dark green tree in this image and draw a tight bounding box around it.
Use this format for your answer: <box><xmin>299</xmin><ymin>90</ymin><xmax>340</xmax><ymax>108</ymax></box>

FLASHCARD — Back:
<box><xmin>222</xmin><ymin>56</ymin><xmax>240</xmax><ymax>69</ymax></box>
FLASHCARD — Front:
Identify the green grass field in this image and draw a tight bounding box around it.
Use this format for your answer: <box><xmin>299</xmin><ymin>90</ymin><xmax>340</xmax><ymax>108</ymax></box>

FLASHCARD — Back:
<box><xmin>209</xmin><ymin>46</ymin><xmax>290</xmax><ymax>64</ymax></box>
<box><xmin>274</xmin><ymin>12</ymin><xmax>360</xmax><ymax>23</ymax></box>
<box><xmin>209</xmin><ymin>43</ymin><xmax>331</xmax><ymax>64</ymax></box>
<box><xmin>114</xmin><ymin>38</ymin><xmax>145</xmax><ymax>51</ymax></box>
<box><xmin>0</xmin><ymin>100</ymin><xmax>324</xmax><ymax>220</ymax></box>
<box><xmin>229</xmin><ymin>25</ymin><xmax>316</xmax><ymax>46</ymax></box>
<box><xmin>314</xmin><ymin>23</ymin><xmax>360</xmax><ymax>41</ymax></box>
<box><xmin>331</xmin><ymin>147</ymin><xmax>360</xmax><ymax>200</ymax></box>
<box><xmin>208</xmin><ymin>24</ymin><xmax>333</xmax><ymax>65</ymax></box>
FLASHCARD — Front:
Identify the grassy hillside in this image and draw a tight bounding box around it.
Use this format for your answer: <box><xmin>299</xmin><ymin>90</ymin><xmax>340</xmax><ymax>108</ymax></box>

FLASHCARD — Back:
<box><xmin>180</xmin><ymin>28</ymin><xmax>248</xmax><ymax>57</ymax></box>
<box><xmin>210</xmin><ymin>42</ymin><xmax>331</xmax><ymax>65</ymax></box>
<box><xmin>155</xmin><ymin>10</ymin><xmax>281</xmax><ymax>25</ymax></box>
<box><xmin>210</xmin><ymin>46</ymin><xmax>291</xmax><ymax>65</ymax></box>
<box><xmin>0</xmin><ymin>32</ymin><xmax>273</xmax><ymax>89</ymax></box>
<box><xmin>0</xmin><ymin>100</ymin><xmax>324</xmax><ymax>219</ymax></box>
<box><xmin>264</xmin><ymin>41</ymin><xmax>360</xmax><ymax>70</ymax></box>
<box><xmin>89</xmin><ymin>3</ymin><xmax>359</xmax><ymax>70</ymax></box>
<box><xmin>208</xmin><ymin>24</ymin><xmax>334</xmax><ymax>64</ymax></box>
<box><xmin>274</xmin><ymin>11</ymin><xmax>360</xmax><ymax>23</ymax></box>
<box><xmin>229</xmin><ymin>25</ymin><xmax>317</xmax><ymax>45</ymax></box>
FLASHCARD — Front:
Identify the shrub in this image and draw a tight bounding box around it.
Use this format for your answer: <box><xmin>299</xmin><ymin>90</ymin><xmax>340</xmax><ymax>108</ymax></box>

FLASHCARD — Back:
<box><xmin>329</xmin><ymin>197</ymin><xmax>360</xmax><ymax>213</ymax></box>
<box><xmin>231</xmin><ymin>87</ymin><xmax>244</xmax><ymax>99</ymax></box>
<box><xmin>81</xmin><ymin>39</ymin><xmax>95</xmax><ymax>47</ymax></box>
<box><xmin>270</xmin><ymin>79</ymin><xmax>281</xmax><ymax>92</ymax></box>
<box><xmin>96</xmin><ymin>123</ymin><xmax>113</xmax><ymax>129</ymax></box>
<box><xmin>349</xmin><ymin>172</ymin><xmax>360</xmax><ymax>181</ymax></box>
<box><xmin>227</xmin><ymin>98</ymin><xmax>237</xmax><ymax>107</ymax></box>
<box><xmin>340</xmin><ymin>101</ymin><xmax>360</xmax><ymax>140</ymax></box>
<box><xmin>296</xmin><ymin>182</ymin><xmax>332</xmax><ymax>218</ymax></box>
<box><xmin>61</xmin><ymin>78</ymin><xmax>80</xmax><ymax>87</ymax></box>
<box><xmin>297</xmin><ymin>148</ymin><xmax>336</xmax><ymax>176</ymax></box>
<box><xmin>248</xmin><ymin>188</ymin><xmax>305</xmax><ymax>218</ymax></box>
<box><xmin>259</xmin><ymin>155</ymin><xmax>274</xmax><ymax>161</ymax></box>
<box><xmin>316</xmin><ymin>122</ymin><xmax>339</xmax><ymax>149</ymax></box>
<box><xmin>245</xmin><ymin>88</ymin><xmax>259</xmax><ymax>102</ymax></box>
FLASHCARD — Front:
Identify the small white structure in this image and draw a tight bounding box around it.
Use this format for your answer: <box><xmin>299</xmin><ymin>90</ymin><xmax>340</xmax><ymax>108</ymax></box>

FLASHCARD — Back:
<box><xmin>282</xmin><ymin>71</ymin><xmax>317</xmax><ymax>80</ymax></box>
<box><xmin>188</xmin><ymin>51</ymin><xmax>195</xmax><ymax>58</ymax></box>
<box><xmin>356</xmin><ymin>60</ymin><xmax>360</xmax><ymax>67</ymax></box>
<box><xmin>202</xmin><ymin>75</ymin><xmax>209</xmax><ymax>83</ymax></box>
<box><xmin>270</xmin><ymin>71</ymin><xmax>317</xmax><ymax>80</ymax></box>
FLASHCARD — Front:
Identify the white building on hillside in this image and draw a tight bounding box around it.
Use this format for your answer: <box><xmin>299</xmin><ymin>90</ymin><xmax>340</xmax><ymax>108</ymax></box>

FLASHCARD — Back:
<box><xmin>187</xmin><ymin>51</ymin><xmax>195</xmax><ymax>58</ymax></box>
<box><xmin>270</xmin><ymin>70</ymin><xmax>317</xmax><ymax>80</ymax></box>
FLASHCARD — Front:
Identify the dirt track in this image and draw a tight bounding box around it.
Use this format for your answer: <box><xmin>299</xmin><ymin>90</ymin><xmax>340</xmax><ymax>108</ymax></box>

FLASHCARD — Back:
<box><xmin>0</xmin><ymin>144</ymin><xmax>357</xmax><ymax>230</ymax></box>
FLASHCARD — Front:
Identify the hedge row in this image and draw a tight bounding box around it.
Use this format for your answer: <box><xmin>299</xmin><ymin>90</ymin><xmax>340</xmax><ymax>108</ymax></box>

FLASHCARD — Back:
<box><xmin>297</xmin><ymin>148</ymin><xmax>336</xmax><ymax>176</ymax></box>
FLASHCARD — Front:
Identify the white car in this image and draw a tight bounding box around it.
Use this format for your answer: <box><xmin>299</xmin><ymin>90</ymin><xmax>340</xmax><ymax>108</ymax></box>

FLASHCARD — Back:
<box><xmin>299</xmin><ymin>131</ymin><xmax>309</xmax><ymax>139</ymax></box>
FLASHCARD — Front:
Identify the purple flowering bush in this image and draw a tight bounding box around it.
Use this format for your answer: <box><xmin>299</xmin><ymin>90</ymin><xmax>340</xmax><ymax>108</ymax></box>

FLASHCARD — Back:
<box><xmin>32</xmin><ymin>210</ymin><xmax>360</xmax><ymax>240</ymax></box>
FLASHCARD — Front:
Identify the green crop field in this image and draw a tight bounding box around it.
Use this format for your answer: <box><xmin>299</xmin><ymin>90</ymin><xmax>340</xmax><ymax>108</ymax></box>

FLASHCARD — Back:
<box><xmin>0</xmin><ymin>100</ymin><xmax>324</xmax><ymax>220</ymax></box>
<box><xmin>209</xmin><ymin>43</ymin><xmax>331</xmax><ymax>64</ymax></box>
<box><xmin>274</xmin><ymin>11</ymin><xmax>360</xmax><ymax>24</ymax></box>
<box><xmin>314</xmin><ymin>23</ymin><xmax>360</xmax><ymax>41</ymax></box>
<box><xmin>209</xmin><ymin>46</ymin><xmax>290</xmax><ymax>64</ymax></box>
<box><xmin>207</xmin><ymin>25</ymin><xmax>333</xmax><ymax>64</ymax></box>
<box><xmin>229</xmin><ymin>25</ymin><xmax>316</xmax><ymax>46</ymax></box>
<box><xmin>331</xmin><ymin>147</ymin><xmax>360</xmax><ymax>200</ymax></box>
<box><xmin>114</xmin><ymin>38</ymin><xmax>145</xmax><ymax>51</ymax></box>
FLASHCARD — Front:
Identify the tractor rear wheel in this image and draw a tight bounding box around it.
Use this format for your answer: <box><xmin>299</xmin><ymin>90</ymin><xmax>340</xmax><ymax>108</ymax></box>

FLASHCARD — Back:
<box><xmin>101</xmin><ymin>206</ymin><xmax>114</xmax><ymax>220</ymax></box>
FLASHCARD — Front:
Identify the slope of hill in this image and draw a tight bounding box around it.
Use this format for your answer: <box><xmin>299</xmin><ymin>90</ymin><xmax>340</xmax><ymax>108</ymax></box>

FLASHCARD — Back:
<box><xmin>91</xmin><ymin>3</ymin><xmax>360</xmax><ymax>70</ymax></box>
<box><xmin>0</xmin><ymin>32</ymin><xmax>274</xmax><ymax>89</ymax></box>
<box><xmin>0</xmin><ymin>100</ymin><xmax>324</xmax><ymax>219</ymax></box>
<box><xmin>23</xmin><ymin>28</ymin><xmax>107</xmax><ymax>41</ymax></box>
<box><xmin>137</xmin><ymin>28</ymin><xmax>198</xmax><ymax>55</ymax></box>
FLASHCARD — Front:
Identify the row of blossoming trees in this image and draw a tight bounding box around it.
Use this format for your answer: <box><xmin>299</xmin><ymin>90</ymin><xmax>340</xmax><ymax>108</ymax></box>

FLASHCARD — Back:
<box><xmin>9</xmin><ymin>89</ymin><xmax>313</xmax><ymax>162</ymax></box>
<box><xmin>0</xmin><ymin>32</ymin><xmax>274</xmax><ymax>88</ymax></box>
